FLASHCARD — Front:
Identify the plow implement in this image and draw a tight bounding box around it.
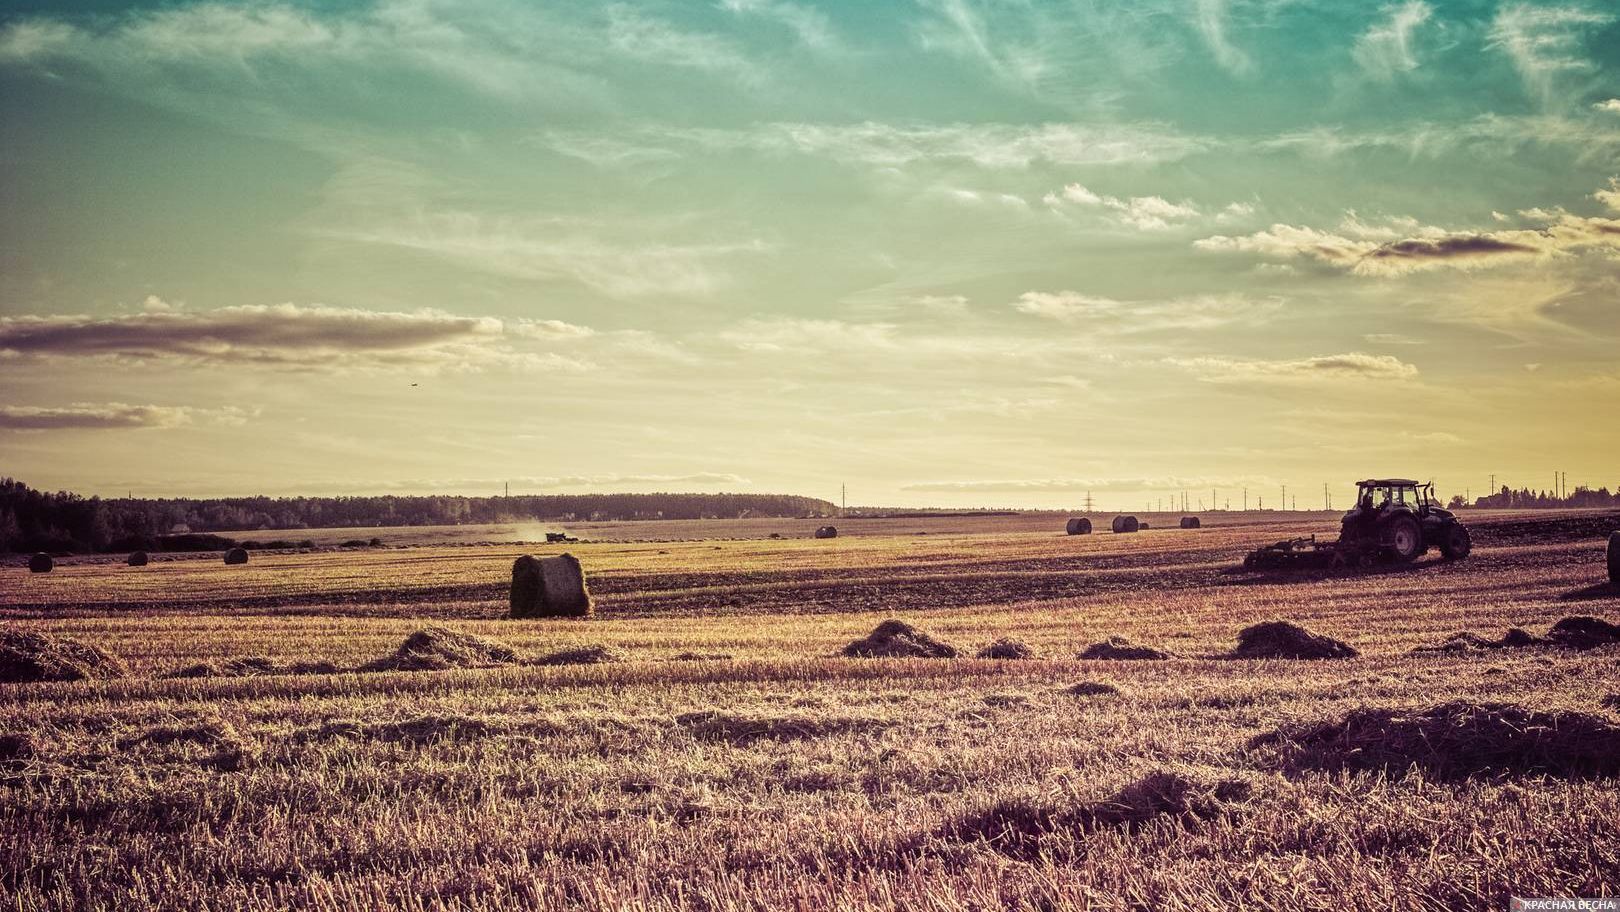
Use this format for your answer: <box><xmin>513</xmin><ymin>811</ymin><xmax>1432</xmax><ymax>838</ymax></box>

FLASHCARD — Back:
<box><xmin>1241</xmin><ymin>535</ymin><xmax>1376</xmax><ymax>571</ymax></box>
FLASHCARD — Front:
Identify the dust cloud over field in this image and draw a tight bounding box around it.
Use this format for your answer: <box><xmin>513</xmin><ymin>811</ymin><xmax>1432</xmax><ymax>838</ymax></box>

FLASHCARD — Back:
<box><xmin>3</xmin><ymin>510</ymin><xmax>1618</xmax><ymax>910</ymax></box>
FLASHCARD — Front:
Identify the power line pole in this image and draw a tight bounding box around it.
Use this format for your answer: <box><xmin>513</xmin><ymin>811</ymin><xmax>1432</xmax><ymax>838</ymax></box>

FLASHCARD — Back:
<box><xmin>1243</xmin><ymin>487</ymin><xmax>1248</xmax><ymax>511</ymax></box>
<box><xmin>1281</xmin><ymin>484</ymin><xmax>1286</xmax><ymax>512</ymax></box>
<box><xmin>841</xmin><ymin>483</ymin><xmax>846</xmax><ymax>512</ymax></box>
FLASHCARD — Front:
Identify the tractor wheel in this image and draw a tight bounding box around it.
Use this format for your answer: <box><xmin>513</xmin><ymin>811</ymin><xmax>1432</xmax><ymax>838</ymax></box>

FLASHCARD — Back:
<box><xmin>1439</xmin><ymin>523</ymin><xmax>1472</xmax><ymax>561</ymax></box>
<box><xmin>1387</xmin><ymin>516</ymin><xmax>1424</xmax><ymax>562</ymax></box>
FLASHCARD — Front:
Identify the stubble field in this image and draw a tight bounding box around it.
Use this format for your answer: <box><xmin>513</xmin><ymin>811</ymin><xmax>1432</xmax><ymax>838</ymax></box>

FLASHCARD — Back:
<box><xmin>3</xmin><ymin>510</ymin><xmax>1618</xmax><ymax>911</ymax></box>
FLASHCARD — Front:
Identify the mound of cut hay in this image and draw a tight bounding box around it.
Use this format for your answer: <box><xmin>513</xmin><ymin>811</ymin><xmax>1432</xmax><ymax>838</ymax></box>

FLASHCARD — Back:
<box><xmin>1545</xmin><ymin>615</ymin><xmax>1620</xmax><ymax>650</ymax></box>
<box><xmin>0</xmin><ymin>628</ymin><xmax>127</xmax><ymax>683</ymax></box>
<box><xmin>127</xmin><ymin>551</ymin><xmax>149</xmax><ymax>567</ymax></box>
<box><xmin>948</xmin><ymin>769</ymin><xmax>1251</xmax><ymax>857</ymax></box>
<box><xmin>533</xmin><ymin>644</ymin><xmax>623</xmax><ymax>666</ymax></box>
<box><xmin>28</xmin><ymin>553</ymin><xmax>53</xmax><ymax>573</ymax></box>
<box><xmin>675</xmin><ymin>710</ymin><xmax>887</xmax><ymax>746</ymax></box>
<box><xmin>164</xmin><ymin>656</ymin><xmax>340</xmax><ymax>679</ymax></box>
<box><xmin>1411</xmin><ymin>627</ymin><xmax>1546</xmax><ymax>654</ymax></box>
<box><xmin>1078</xmin><ymin>636</ymin><xmax>1174</xmax><ymax>660</ymax></box>
<box><xmin>977</xmin><ymin>638</ymin><xmax>1035</xmax><ymax>660</ymax></box>
<box><xmin>1067</xmin><ymin>681</ymin><xmax>1120</xmax><ymax>697</ymax></box>
<box><xmin>1256</xmin><ymin>701</ymin><xmax>1620</xmax><ymax>780</ymax></box>
<box><xmin>1232</xmin><ymin>621</ymin><xmax>1358</xmax><ymax>660</ymax></box>
<box><xmin>361</xmin><ymin>627</ymin><xmax>520</xmax><ymax>672</ymax></box>
<box><xmin>842</xmin><ymin>619</ymin><xmax>958</xmax><ymax>658</ymax></box>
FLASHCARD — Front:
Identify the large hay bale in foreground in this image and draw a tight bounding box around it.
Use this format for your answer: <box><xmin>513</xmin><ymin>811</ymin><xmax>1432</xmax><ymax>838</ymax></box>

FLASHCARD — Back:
<box><xmin>1233</xmin><ymin>621</ymin><xmax>1358</xmax><ymax>660</ymax></box>
<box><xmin>814</xmin><ymin>525</ymin><xmax>838</xmax><ymax>539</ymax></box>
<box><xmin>1179</xmin><ymin>516</ymin><xmax>1201</xmax><ymax>529</ymax></box>
<box><xmin>127</xmin><ymin>551</ymin><xmax>149</xmax><ymax>567</ymax></box>
<box><xmin>0</xmin><ymin>628</ymin><xmax>127</xmax><ymax>683</ymax></box>
<box><xmin>362</xmin><ymin>626</ymin><xmax>521</xmax><ymax>672</ymax></box>
<box><xmin>222</xmin><ymin>547</ymin><xmax>249</xmax><ymax>565</ymax></box>
<box><xmin>1609</xmin><ymin>531</ymin><xmax>1620</xmax><ymax>584</ymax></box>
<box><xmin>843</xmin><ymin>619</ymin><xmax>958</xmax><ymax>658</ymax></box>
<box><xmin>27</xmin><ymin>553</ymin><xmax>53</xmax><ymax>573</ymax></box>
<box><xmin>977</xmin><ymin>638</ymin><xmax>1035</xmax><ymax>660</ymax></box>
<box><xmin>1065</xmin><ymin>517</ymin><xmax>1091</xmax><ymax>535</ymax></box>
<box><xmin>1079</xmin><ymin>636</ymin><xmax>1174</xmax><ymax>660</ymax></box>
<box><xmin>1111</xmin><ymin>515</ymin><xmax>1139</xmax><ymax>534</ymax></box>
<box><xmin>1256</xmin><ymin>701</ymin><xmax>1620</xmax><ymax>780</ymax></box>
<box><xmin>510</xmin><ymin>553</ymin><xmax>594</xmax><ymax>618</ymax></box>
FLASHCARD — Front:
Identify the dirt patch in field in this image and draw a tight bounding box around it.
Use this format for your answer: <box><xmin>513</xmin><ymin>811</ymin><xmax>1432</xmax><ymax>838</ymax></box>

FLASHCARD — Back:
<box><xmin>843</xmin><ymin>620</ymin><xmax>958</xmax><ymax>659</ymax></box>
<box><xmin>1079</xmin><ymin>636</ymin><xmax>1174</xmax><ymax>660</ymax></box>
<box><xmin>1231</xmin><ymin>621</ymin><xmax>1358</xmax><ymax>660</ymax></box>
<box><xmin>163</xmin><ymin>656</ymin><xmax>341</xmax><ymax>678</ymax></box>
<box><xmin>977</xmin><ymin>639</ymin><xmax>1035</xmax><ymax>660</ymax></box>
<box><xmin>1256</xmin><ymin>701</ymin><xmax>1620</xmax><ymax>779</ymax></box>
<box><xmin>532</xmin><ymin>644</ymin><xmax>623</xmax><ymax>666</ymax></box>
<box><xmin>0</xmin><ymin>628</ymin><xmax>127</xmax><ymax>683</ymax></box>
<box><xmin>675</xmin><ymin>710</ymin><xmax>889</xmax><ymax>745</ymax></box>
<box><xmin>361</xmin><ymin>627</ymin><xmax>520</xmax><ymax>672</ymax></box>
<box><xmin>946</xmin><ymin>770</ymin><xmax>1252</xmax><ymax>858</ymax></box>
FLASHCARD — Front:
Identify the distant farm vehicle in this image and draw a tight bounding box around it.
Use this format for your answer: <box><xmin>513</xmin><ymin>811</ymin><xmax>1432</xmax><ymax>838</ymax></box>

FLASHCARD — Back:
<box><xmin>1243</xmin><ymin>479</ymin><xmax>1472</xmax><ymax>571</ymax></box>
<box><xmin>546</xmin><ymin>532</ymin><xmax>579</xmax><ymax>544</ymax></box>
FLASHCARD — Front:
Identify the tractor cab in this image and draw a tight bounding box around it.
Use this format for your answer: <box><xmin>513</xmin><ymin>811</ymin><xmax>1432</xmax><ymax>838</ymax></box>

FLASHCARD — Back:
<box><xmin>1340</xmin><ymin>478</ymin><xmax>1467</xmax><ymax>562</ymax></box>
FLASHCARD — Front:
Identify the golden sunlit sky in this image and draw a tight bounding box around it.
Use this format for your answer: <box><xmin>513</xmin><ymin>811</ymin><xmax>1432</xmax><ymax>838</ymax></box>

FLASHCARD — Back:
<box><xmin>1</xmin><ymin>0</ymin><xmax>1618</xmax><ymax>509</ymax></box>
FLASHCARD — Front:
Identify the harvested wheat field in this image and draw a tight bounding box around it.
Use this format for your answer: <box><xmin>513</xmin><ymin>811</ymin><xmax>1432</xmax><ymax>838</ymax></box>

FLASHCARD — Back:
<box><xmin>3</xmin><ymin>509</ymin><xmax>1619</xmax><ymax>911</ymax></box>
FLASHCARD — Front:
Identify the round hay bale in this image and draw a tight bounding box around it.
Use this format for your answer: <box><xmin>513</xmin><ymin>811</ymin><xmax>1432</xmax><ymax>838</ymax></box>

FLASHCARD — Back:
<box><xmin>814</xmin><ymin>525</ymin><xmax>839</xmax><ymax>539</ymax></box>
<box><xmin>1111</xmin><ymin>515</ymin><xmax>1139</xmax><ymax>534</ymax></box>
<box><xmin>222</xmin><ymin>547</ymin><xmax>249</xmax><ymax>565</ymax></box>
<box><xmin>843</xmin><ymin>619</ymin><xmax>957</xmax><ymax>658</ymax></box>
<box><xmin>977</xmin><ymin>638</ymin><xmax>1035</xmax><ymax>660</ymax></box>
<box><xmin>27</xmin><ymin>553</ymin><xmax>53</xmax><ymax>573</ymax></box>
<box><xmin>1609</xmin><ymin>531</ymin><xmax>1619</xmax><ymax>585</ymax></box>
<box><xmin>127</xmin><ymin>551</ymin><xmax>149</xmax><ymax>567</ymax></box>
<box><xmin>1065</xmin><ymin>517</ymin><xmax>1092</xmax><ymax>535</ymax></box>
<box><xmin>1233</xmin><ymin>620</ymin><xmax>1358</xmax><ymax>660</ymax></box>
<box><xmin>1179</xmin><ymin>516</ymin><xmax>1201</xmax><ymax>530</ymax></box>
<box><xmin>510</xmin><ymin>553</ymin><xmax>593</xmax><ymax>618</ymax></box>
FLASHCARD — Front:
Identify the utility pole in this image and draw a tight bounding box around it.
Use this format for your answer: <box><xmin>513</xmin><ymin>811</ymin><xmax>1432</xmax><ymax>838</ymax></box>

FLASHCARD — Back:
<box><xmin>841</xmin><ymin>483</ymin><xmax>847</xmax><ymax>512</ymax></box>
<box><xmin>1084</xmin><ymin>491</ymin><xmax>1093</xmax><ymax>513</ymax></box>
<box><xmin>1212</xmin><ymin>489</ymin><xmax>1217</xmax><ymax>512</ymax></box>
<box><xmin>1243</xmin><ymin>487</ymin><xmax>1248</xmax><ymax>511</ymax></box>
<box><xmin>504</xmin><ymin>481</ymin><xmax>509</xmax><ymax>498</ymax></box>
<box><xmin>1323</xmin><ymin>483</ymin><xmax>1329</xmax><ymax>511</ymax></box>
<box><xmin>1281</xmin><ymin>484</ymin><xmax>1286</xmax><ymax>512</ymax></box>
<box><xmin>1489</xmin><ymin>473</ymin><xmax>1495</xmax><ymax>496</ymax></box>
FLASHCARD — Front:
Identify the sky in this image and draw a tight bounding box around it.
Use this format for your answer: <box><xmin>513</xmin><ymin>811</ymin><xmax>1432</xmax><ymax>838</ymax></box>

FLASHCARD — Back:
<box><xmin>0</xmin><ymin>0</ymin><xmax>1617</xmax><ymax>510</ymax></box>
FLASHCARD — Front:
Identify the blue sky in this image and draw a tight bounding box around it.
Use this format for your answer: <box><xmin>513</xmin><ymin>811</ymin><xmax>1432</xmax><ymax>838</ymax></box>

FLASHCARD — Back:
<box><xmin>1</xmin><ymin>0</ymin><xmax>1617</xmax><ymax>507</ymax></box>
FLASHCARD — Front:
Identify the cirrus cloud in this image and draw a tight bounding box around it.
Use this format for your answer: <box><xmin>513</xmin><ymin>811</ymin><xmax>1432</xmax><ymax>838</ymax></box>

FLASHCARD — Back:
<box><xmin>1167</xmin><ymin>352</ymin><xmax>1419</xmax><ymax>383</ymax></box>
<box><xmin>0</xmin><ymin>402</ymin><xmax>247</xmax><ymax>431</ymax></box>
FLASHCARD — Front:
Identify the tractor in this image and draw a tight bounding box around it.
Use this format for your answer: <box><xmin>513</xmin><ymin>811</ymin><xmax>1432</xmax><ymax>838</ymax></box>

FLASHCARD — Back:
<box><xmin>1243</xmin><ymin>479</ymin><xmax>1472</xmax><ymax>570</ymax></box>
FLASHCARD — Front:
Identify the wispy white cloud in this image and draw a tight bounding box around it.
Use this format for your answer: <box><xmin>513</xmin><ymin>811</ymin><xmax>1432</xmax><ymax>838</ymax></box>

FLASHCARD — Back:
<box><xmin>1167</xmin><ymin>352</ymin><xmax>1420</xmax><ymax>383</ymax></box>
<box><xmin>902</xmin><ymin>475</ymin><xmax>1275</xmax><ymax>493</ymax></box>
<box><xmin>1352</xmin><ymin>1</ymin><xmax>1433</xmax><ymax>81</ymax></box>
<box><xmin>720</xmin><ymin>0</ymin><xmax>841</xmax><ymax>52</ymax></box>
<box><xmin>1043</xmin><ymin>182</ymin><xmax>1203</xmax><ymax>230</ymax></box>
<box><xmin>1596</xmin><ymin>99</ymin><xmax>1620</xmax><ymax>114</ymax></box>
<box><xmin>1194</xmin><ymin>0</ymin><xmax>1252</xmax><ymax>76</ymax></box>
<box><xmin>1486</xmin><ymin>4</ymin><xmax>1614</xmax><ymax>105</ymax></box>
<box><xmin>607</xmin><ymin>4</ymin><xmax>760</xmax><ymax>83</ymax></box>
<box><xmin>1012</xmin><ymin>291</ymin><xmax>1277</xmax><ymax>331</ymax></box>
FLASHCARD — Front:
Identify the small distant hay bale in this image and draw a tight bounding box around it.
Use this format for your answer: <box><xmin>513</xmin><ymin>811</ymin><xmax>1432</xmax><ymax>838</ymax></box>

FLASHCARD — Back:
<box><xmin>843</xmin><ymin>619</ymin><xmax>958</xmax><ymax>658</ymax></box>
<box><xmin>1065</xmin><ymin>517</ymin><xmax>1092</xmax><ymax>535</ymax></box>
<box><xmin>1067</xmin><ymin>681</ymin><xmax>1120</xmax><ymax>697</ymax></box>
<box><xmin>1078</xmin><ymin>636</ymin><xmax>1174</xmax><ymax>660</ymax></box>
<box><xmin>977</xmin><ymin>638</ymin><xmax>1035</xmax><ymax>660</ymax></box>
<box><xmin>509</xmin><ymin>553</ymin><xmax>593</xmax><ymax>618</ymax></box>
<box><xmin>361</xmin><ymin>626</ymin><xmax>520</xmax><ymax>672</ymax></box>
<box><xmin>1179</xmin><ymin>516</ymin><xmax>1201</xmax><ymax>530</ymax></box>
<box><xmin>1111</xmin><ymin>515</ymin><xmax>1139</xmax><ymax>534</ymax></box>
<box><xmin>814</xmin><ymin>526</ymin><xmax>839</xmax><ymax>539</ymax></box>
<box><xmin>1232</xmin><ymin>620</ymin><xmax>1358</xmax><ymax>660</ymax></box>
<box><xmin>27</xmin><ymin>553</ymin><xmax>53</xmax><ymax>573</ymax></box>
<box><xmin>222</xmin><ymin>547</ymin><xmax>249</xmax><ymax>565</ymax></box>
<box><xmin>127</xmin><ymin>551</ymin><xmax>149</xmax><ymax>567</ymax></box>
<box><xmin>0</xmin><ymin>628</ymin><xmax>127</xmax><ymax>683</ymax></box>
<box><xmin>1138</xmin><ymin>522</ymin><xmax>1150</xmax><ymax>530</ymax></box>
<box><xmin>1545</xmin><ymin>615</ymin><xmax>1620</xmax><ymax>650</ymax></box>
<box><xmin>1255</xmin><ymin>701</ymin><xmax>1620</xmax><ymax>780</ymax></box>
<box><xmin>533</xmin><ymin>644</ymin><xmax>623</xmax><ymax>665</ymax></box>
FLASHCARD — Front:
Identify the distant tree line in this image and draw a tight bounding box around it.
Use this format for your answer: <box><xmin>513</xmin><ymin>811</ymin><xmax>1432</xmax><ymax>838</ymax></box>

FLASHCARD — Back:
<box><xmin>0</xmin><ymin>477</ymin><xmax>836</xmax><ymax>554</ymax></box>
<box><xmin>1448</xmin><ymin>485</ymin><xmax>1620</xmax><ymax>510</ymax></box>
